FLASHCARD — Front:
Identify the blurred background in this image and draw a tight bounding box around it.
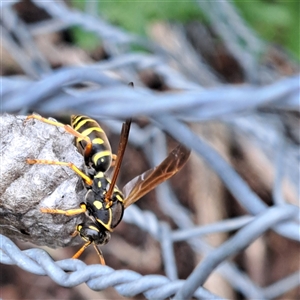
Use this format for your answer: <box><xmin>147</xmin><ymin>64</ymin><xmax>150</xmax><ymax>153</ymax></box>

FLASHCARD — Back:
<box><xmin>0</xmin><ymin>0</ymin><xmax>299</xmax><ymax>299</ymax></box>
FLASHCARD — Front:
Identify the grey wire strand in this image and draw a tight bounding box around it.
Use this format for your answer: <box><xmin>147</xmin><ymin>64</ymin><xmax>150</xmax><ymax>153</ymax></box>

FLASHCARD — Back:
<box><xmin>160</xmin><ymin>222</ymin><xmax>178</xmax><ymax>281</ymax></box>
<box><xmin>262</xmin><ymin>271</ymin><xmax>300</xmax><ymax>299</ymax></box>
<box><xmin>0</xmin><ymin>234</ymin><xmax>222</xmax><ymax>299</ymax></box>
<box><xmin>2</xmin><ymin>70</ymin><xmax>299</xmax><ymax>116</ymax></box>
<box><xmin>174</xmin><ymin>204</ymin><xmax>298</xmax><ymax>299</ymax></box>
<box><xmin>1</xmin><ymin>6</ymin><xmax>51</xmax><ymax>77</ymax></box>
<box><xmin>171</xmin><ymin>215</ymin><xmax>254</xmax><ymax>242</ymax></box>
<box><xmin>197</xmin><ymin>0</ymin><xmax>264</xmax><ymax>82</ymax></box>
<box><xmin>272</xmin><ymin>135</ymin><xmax>286</xmax><ymax>205</ymax></box>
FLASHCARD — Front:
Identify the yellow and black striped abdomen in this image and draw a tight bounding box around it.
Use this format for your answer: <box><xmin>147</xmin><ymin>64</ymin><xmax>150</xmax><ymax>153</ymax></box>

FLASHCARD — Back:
<box><xmin>71</xmin><ymin>115</ymin><xmax>112</xmax><ymax>173</ymax></box>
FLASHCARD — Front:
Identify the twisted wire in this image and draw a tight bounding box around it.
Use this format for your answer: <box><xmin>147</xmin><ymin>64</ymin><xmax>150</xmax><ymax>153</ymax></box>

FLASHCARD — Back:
<box><xmin>0</xmin><ymin>234</ymin><xmax>221</xmax><ymax>299</ymax></box>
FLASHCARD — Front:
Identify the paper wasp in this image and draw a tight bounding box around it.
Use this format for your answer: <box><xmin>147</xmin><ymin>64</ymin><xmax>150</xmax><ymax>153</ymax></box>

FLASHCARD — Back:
<box><xmin>26</xmin><ymin>103</ymin><xmax>190</xmax><ymax>265</ymax></box>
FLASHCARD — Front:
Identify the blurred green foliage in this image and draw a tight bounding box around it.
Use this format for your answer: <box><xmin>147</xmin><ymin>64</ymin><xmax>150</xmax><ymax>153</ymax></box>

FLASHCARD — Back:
<box><xmin>71</xmin><ymin>0</ymin><xmax>204</xmax><ymax>50</ymax></box>
<box><xmin>71</xmin><ymin>0</ymin><xmax>299</xmax><ymax>59</ymax></box>
<box><xmin>234</xmin><ymin>0</ymin><xmax>299</xmax><ymax>59</ymax></box>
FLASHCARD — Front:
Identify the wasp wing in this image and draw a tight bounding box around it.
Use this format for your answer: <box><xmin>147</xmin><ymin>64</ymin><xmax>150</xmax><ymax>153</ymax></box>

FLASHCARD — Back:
<box><xmin>105</xmin><ymin>118</ymin><xmax>131</xmax><ymax>202</ymax></box>
<box><xmin>123</xmin><ymin>144</ymin><xmax>191</xmax><ymax>208</ymax></box>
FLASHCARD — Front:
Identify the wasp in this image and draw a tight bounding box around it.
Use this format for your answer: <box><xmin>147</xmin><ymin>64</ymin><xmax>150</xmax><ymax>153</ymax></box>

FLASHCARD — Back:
<box><xmin>26</xmin><ymin>108</ymin><xmax>190</xmax><ymax>265</ymax></box>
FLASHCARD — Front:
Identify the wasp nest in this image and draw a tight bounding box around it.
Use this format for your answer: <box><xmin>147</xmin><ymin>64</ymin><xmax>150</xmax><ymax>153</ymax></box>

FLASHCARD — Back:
<box><xmin>0</xmin><ymin>114</ymin><xmax>86</xmax><ymax>248</ymax></box>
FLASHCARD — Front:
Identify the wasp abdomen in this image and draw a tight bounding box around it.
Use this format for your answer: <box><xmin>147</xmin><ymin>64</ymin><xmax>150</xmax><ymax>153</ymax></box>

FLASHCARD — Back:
<box><xmin>71</xmin><ymin>115</ymin><xmax>112</xmax><ymax>172</ymax></box>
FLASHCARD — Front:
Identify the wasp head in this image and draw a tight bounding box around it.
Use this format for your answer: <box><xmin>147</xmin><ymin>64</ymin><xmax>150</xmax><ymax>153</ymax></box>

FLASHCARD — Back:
<box><xmin>76</xmin><ymin>220</ymin><xmax>111</xmax><ymax>245</ymax></box>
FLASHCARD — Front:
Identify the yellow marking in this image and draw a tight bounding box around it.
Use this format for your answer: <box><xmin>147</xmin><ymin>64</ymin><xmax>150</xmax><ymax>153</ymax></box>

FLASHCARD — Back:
<box><xmin>78</xmin><ymin>127</ymin><xmax>103</xmax><ymax>140</ymax></box>
<box><xmin>71</xmin><ymin>115</ymin><xmax>87</xmax><ymax>127</ymax></box>
<box><xmin>108</xmin><ymin>209</ymin><xmax>112</xmax><ymax>227</ymax></box>
<box><xmin>88</xmin><ymin>225</ymin><xmax>99</xmax><ymax>232</ymax></box>
<box><xmin>98</xmin><ymin>180</ymin><xmax>102</xmax><ymax>188</ymax></box>
<box><xmin>74</xmin><ymin>118</ymin><xmax>103</xmax><ymax>132</ymax></box>
<box><xmin>96</xmin><ymin>209</ymin><xmax>113</xmax><ymax>231</ymax></box>
<box><xmin>77</xmin><ymin>225</ymin><xmax>82</xmax><ymax>231</ymax></box>
<box><xmin>82</xmin><ymin>236</ymin><xmax>89</xmax><ymax>242</ymax></box>
<box><xmin>116</xmin><ymin>194</ymin><xmax>124</xmax><ymax>202</ymax></box>
<box><xmin>114</xmin><ymin>186</ymin><xmax>121</xmax><ymax>193</ymax></box>
<box><xmin>92</xmin><ymin>151</ymin><xmax>111</xmax><ymax>166</ymax></box>
<box><xmin>92</xmin><ymin>138</ymin><xmax>104</xmax><ymax>145</ymax></box>
<box><xmin>80</xmin><ymin>203</ymin><xmax>87</xmax><ymax>210</ymax></box>
<box><xmin>95</xmin><ymin>172</ymin><xmax>104</xmax><ymax>178</ymax></box>
<box><xmin>73</xmin><ymin>118</ymin><xmax>93</xmax><ymax>130</ymax></box>
<box><xmin>72</xmin><ymin>115</ymin><xmax>85</xmax><ymax>123</ymax></box>
<box><xmin>93</xmin><ymin>200</ymin><xmax>103</xmax><ymax>210</ymax></box>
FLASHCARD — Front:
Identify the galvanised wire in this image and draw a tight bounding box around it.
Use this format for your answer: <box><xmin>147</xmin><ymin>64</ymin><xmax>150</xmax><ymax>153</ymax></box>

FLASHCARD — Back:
<box><xmin>196</xmin><ymin>0</ymin><xmax>264</xmax><ymax>83</ymax></box>
<box><xmin>174</xmin><ymin>204</ymin><xmax>298</xmax><ymax>299</ymax></box>
<box><xmin>1</xmin><ymin>0</ymin><xmax>299</xmax><ymax>299</ymax></box>
<box><xmin>0</xmin><ymin>234</ymin><xmax>222</xmax><ymax>299</ymax></box>
<box><xmin>2</xmin><ymin>70</ymin><xmax>299</xmax><ymax>115</ymax></box>
<box><xmin>1</xmin><ymin>5</ymin><xmax>51</xmax><ymax>78</ymax></box>
<box><xmin>1</xmin><ymin>204</ymin><xmax>299</xmax><ymax>299</ymax></box>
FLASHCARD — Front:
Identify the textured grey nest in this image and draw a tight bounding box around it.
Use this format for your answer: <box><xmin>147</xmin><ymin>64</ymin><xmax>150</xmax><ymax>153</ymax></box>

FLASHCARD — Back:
<box><xmin>0</xmin><ymin>114</ymin><xmax>86</xmax><ymax>248</ymax></box>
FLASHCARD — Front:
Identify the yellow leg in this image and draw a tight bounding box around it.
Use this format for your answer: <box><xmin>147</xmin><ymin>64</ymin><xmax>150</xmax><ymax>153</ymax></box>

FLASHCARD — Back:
<box><xmin>40</xmin><ymin>207</ymin><xmax>86</xmax><ymax>216</ymax></box>
<box><xmin>72</xmin><ymin>241</ymin><xmax>92</xmax><ymax>260</ymax></box>
<box><xmin>40</xmin><ymin>203</ymin><xmax>87</xmax><ymax>216</ymax></box>
<box><xmin>93</xmin><ymin>244</ymin><xmax>106</xmax><ymax>265</ymax></box>
<box><xmin>73</xmin><ymin>240</ymin><xmax>106</xmax><ymax>265</ymax></box>
<box><xmin>26</xmin><ymin>114</ymin><xmax>67</xmax><ymax>128</ymax></box>
<box><xmin>27</xmin><ymin>159</ymin><xmax>93</xmax><ymax>186</ymax></box>
<box><xmin>71</xmin><ymin>230</ymin><xmax>79</xmax><ymax>237</ymax></box>
<box><xmin>71</xmin><ymin>229</ymin><xmax>105</xmax><ymax>264</ymax></box>
<box><xmin>25</xmin><ymin>114</ymin><xmax>93</xmax><ymax>157</ymax></box>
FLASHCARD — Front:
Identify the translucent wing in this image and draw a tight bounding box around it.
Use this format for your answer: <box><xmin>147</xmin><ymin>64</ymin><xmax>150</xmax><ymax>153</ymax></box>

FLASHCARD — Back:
<box><xmin>123</xmin><ymin>144</ymin><xmax>191</xmax><ymax>208</ymax></box>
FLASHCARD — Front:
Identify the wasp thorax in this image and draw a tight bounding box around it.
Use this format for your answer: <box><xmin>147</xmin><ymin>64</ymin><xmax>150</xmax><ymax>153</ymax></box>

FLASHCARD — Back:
<box><xmin>84</xmin><ymin>178</ymin><xmax>125</xmax><ymax>231</ymax></box>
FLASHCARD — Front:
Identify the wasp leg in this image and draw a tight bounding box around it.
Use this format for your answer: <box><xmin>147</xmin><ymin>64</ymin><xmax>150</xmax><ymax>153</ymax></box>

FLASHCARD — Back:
<box><xmin>40</xmin><ymin>207</ymin><xmax>86</xmax><ymax>215</ymax></box>
<box><xmin>72</xmin><ymin>240</ymin><xmax>106</xmax><ymax>264</ymax></box>
<box><xmin>26</xmin><ymin>114</ymin><xmax>69</xmax><ymax>128</ymax></box>
<box><xmin>41</xmin><ymin>203</ymin><xmax>87</xmax><ymax>215</ymax></box>
<box><xmin>93</xmin><ymin>244</ymin><xmax>106</xmax><ymax>265</ymax></box>
<box><xmin>72</xmin><ymin>241</ymin><xmax>92</xmax><ymax>260</ymax></box>
<box><xmin>71</xmin><ymin>230</ymin><xmax>79</xmax><ymax>237</ymax></box>
<box><xmin>25</xmin><ymin>114</ymin><xmax>93</xmax><ymax>160</ymax></box>
<box><xmin>27</xmin><ymin>159</ymin><xmax>93</xmax><ymax>186</ymax></box>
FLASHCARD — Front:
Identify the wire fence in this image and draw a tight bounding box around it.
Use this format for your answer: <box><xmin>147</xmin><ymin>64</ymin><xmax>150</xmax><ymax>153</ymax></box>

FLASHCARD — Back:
<box><xmin>0</xmin><ymin>1</ymin><xmax>299</xmax><ymax>299</ymax></box>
